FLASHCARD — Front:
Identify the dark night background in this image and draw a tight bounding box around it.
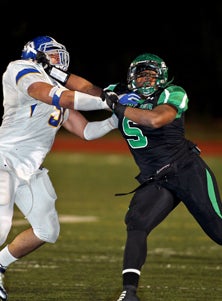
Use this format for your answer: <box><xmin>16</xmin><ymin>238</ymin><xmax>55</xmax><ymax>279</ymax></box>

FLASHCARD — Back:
<box><xmin>1</xmin><ymin>3</ymin><xmax>222</xmax><ymax>124</ymax></box>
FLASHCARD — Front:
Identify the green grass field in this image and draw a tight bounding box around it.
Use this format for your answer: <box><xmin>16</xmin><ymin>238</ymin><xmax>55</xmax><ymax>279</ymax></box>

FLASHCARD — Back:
<box><xmin>5</xmin><ymin>153</ymin><xmax>222</xmax><ymax>301</ymax></box>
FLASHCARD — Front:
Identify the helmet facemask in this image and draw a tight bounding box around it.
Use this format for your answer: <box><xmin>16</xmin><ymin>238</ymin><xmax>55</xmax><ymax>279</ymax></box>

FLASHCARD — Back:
<box><xmin>37</xmin><ymin>40</ymin><xmax>69</xmax><ymax>71</ymax></box>
<box><xmin>21</xmin><ymin>36</ymin><xmax>70</xmax><ymax>71</ymax></box>
<box><xmin>127</xmin><ymin>54</ymin><xmax>168</xmax><ymax>98</ymax></box>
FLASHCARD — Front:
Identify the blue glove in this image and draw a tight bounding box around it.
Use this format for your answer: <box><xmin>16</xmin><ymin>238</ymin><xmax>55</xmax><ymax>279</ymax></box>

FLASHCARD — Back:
<box><xmin>119</xmin><ymin>93</ymin><xmax>141</xmax><ymax>107</ymax></box>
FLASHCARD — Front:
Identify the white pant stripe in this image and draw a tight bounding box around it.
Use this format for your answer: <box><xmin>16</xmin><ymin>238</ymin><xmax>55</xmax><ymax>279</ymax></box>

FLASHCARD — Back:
<box><xmin>122</xmin><ymin>269</ymin><xmax>141</xmax><ymax>275</ymax></box>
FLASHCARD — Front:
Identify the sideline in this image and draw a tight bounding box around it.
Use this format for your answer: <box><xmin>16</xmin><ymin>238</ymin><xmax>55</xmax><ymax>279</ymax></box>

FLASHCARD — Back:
<box><xmin>52</xmin><ymin>136</ymin><xmax>222</xmax><ymax>156</ymax></box>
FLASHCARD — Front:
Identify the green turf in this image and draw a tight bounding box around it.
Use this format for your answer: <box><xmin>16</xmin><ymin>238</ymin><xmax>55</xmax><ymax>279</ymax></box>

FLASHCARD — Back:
<box><xmin>5</xmin><ymin>153</ymin><xmax>222</xmax><ymax>300</ymax></box>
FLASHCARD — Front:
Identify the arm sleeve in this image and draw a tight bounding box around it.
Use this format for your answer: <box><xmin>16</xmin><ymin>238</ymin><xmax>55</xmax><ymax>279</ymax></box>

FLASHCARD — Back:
<box><xmin>74</xmin><ymin>91</ymin><xmax>110</xmax><ymax>111</ymax></box>
<box><xmin>83</xmin><ymin>114</ymin><xmax>118</xmax><ymax>140</ymax></box>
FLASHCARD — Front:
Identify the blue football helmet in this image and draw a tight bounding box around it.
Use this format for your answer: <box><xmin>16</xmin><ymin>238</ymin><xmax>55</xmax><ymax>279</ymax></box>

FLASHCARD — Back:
<box><xmin>127</xmin><ymin>53</ymin><xmax>168</xmax><ymax>97</ymax></box>
<box><xmin>21</xmin><ymin>36</ymin><xmax>70</xmax><ymax>71</ymax></box>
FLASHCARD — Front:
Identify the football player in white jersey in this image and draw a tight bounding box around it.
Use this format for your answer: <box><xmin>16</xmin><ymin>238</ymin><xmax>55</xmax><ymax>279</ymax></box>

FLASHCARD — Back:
<box><xmin>0</xmin><ymin>36</ymin><xmax>117</xmax><ymax>300</ymax></box>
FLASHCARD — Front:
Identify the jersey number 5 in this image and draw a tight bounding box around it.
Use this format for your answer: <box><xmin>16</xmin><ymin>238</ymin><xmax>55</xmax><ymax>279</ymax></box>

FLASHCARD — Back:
<box><xmin>123</xmin><ymin>118</ymin><xmax>148</xmax><ymax>149</ymax></box>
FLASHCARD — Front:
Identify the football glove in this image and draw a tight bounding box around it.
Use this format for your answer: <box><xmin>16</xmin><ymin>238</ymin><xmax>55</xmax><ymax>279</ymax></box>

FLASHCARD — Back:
<box><xmin>36</xmin><ymin>51</ymin><xmax>50</xmax><ymax>69</ymax></box>
<box><xmin>101</xmin><ymin>90</ymin><xmax>119</xmax><ymax>110</ymax></box>
<box><xmin>119</xmin><ymin>93</ymin><xmax>141</xmax><ymax>107</ymax></box>
<box><xmin>101</xmin><ymin>90</ymin><xmax>127</xmax><ymax>118</ymax></box>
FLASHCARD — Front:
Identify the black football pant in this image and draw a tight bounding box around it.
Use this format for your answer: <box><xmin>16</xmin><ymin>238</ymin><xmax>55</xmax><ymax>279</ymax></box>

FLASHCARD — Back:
<box><xmin>122</xmin><ymin>153</ymin><xmax>222</xmax><ymax>286</ymax></box>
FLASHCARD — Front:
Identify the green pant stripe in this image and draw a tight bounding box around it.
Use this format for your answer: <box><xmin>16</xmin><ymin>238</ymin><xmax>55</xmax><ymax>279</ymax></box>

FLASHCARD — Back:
<box><xmin>206</xmin><ymin>169</ymin><xmax>222</xmax><ymax>218</ymax></box>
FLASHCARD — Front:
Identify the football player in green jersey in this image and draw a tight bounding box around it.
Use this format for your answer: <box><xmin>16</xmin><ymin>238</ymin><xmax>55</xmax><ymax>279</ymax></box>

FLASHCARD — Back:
<box><xmin>104</xmin><ymin>53</ymin><xmax>222</xmax><ymax>301</ymax></box>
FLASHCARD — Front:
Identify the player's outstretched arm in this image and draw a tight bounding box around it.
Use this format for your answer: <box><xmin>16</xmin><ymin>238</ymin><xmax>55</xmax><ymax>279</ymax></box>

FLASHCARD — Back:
<box><xmin>36</xmin><ymin>51</ymin><xmax>103</xmax><ymax>98</ymax></box>
<box><xmin>62</xmin><ymin>110</ymin><xmax>118</xmax><ymax>140</ymax></box>
<box><xmin>27</xmin><ymin>81</ymin><xmax>110</xmax><ymax>111</ymax></box>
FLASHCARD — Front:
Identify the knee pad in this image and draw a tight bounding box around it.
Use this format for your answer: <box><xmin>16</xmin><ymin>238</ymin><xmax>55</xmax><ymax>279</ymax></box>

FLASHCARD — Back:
<box><xmin>16</xmin><ymin>169</ymin><xmax>59</xmax><ymax>243</ymax></box>
<box><xmin>33</xmin><ymin>209</ymin><xmax>60</xmax><ymax>243</ymax></box>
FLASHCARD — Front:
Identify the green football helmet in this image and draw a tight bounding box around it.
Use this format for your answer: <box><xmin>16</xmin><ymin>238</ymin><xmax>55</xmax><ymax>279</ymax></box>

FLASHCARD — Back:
<box><xmin>127</xmin><ymin>53</ymin><xmax>168</xmax><ymax>97</ymax></box>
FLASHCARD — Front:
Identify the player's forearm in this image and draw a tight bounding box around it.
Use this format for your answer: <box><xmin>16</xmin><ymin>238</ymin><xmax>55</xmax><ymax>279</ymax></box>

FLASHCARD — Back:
<box><xmin>123</xmin><ymin>106</ymin><xmax>176</xmax><ymax>128</ymax></box>
<box><xmin>28</xmin><ymin>82</ymin><xmax>110</xmax><ymax>111</ymax></box>
<box><xmin>83</xmin><ymin>115</ymin><xmax>118</xmax><ymax>140</ymax></box>
<box><xmin>72</xmin><ymin>91</ymin><xmax>109</xmax><ymax>111</ymax></box>
<box><xmin>44</xmin><ymin>67</ymin><xmax>103</xmax><ymax>97</ymax></box>
<box><xmin>65</xmin><ymin>74</ymin><xmax>103</xmax><ymax>97</ymax></box>
<box><xmin>51</xmin><ymin>89</ymin><xmax>110</xmax><ymax>111</ymax></box>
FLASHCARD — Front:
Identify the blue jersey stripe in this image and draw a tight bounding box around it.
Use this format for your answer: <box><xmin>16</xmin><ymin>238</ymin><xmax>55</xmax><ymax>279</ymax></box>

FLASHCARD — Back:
<box><xmin>16</xmin><ymin>68</ymin><xmax>40</xmax><ymax>83</ymax></box>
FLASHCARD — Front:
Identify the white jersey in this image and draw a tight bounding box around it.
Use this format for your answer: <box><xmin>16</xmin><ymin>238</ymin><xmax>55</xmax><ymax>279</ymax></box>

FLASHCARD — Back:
<box><xmin>0</xmin><ymin>59</ymin><xmax>69</xmax><ymax>180</ymax></box>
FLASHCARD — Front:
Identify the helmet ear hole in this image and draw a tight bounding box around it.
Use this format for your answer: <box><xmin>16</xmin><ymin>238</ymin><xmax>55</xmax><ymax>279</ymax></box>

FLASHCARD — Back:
<box><xmin>21</xmin><ymin>36</ymin><xmax>70</xmax><ymax>71</ymax></box>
